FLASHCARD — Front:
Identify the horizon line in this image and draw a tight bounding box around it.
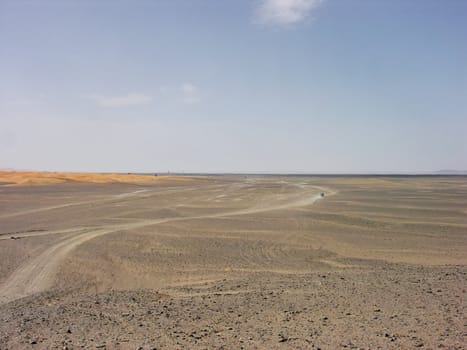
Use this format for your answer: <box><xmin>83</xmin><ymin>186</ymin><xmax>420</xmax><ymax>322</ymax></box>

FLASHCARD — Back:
<box><xmin>2</xmin><ymin>169</ymin><xmax>467</xmax><ymax>176</ymax></box>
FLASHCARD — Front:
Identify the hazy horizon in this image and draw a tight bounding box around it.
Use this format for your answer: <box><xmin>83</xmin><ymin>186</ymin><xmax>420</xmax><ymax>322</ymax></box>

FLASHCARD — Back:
<box><xmin>2</xmin><ymin>168</ymin><xmax>467</xmax><ymax>176</ymax></box>
<box><xmin>1</xmin><ymin>0</ymin><xmax>466</xmax><ymax>173</ymax></box>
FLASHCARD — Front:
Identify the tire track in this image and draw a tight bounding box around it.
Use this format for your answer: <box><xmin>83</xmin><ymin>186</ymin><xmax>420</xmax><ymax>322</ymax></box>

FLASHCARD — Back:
<box><xmin>0</xmin><ymin>189</ymin><xmax>149</xmax><ymax>219</ymax></box>
<box><xmin>0</xmin><ymin>183</ymin><xmax>333</xmax><ymax>304</ymax></box>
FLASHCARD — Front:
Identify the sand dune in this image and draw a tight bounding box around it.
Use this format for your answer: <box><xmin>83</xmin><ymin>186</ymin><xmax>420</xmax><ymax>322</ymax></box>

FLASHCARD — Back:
<box><xmin>0</xmin><ymin>171</ymin><xmax>180</xmax><ymax>186</ymax></box>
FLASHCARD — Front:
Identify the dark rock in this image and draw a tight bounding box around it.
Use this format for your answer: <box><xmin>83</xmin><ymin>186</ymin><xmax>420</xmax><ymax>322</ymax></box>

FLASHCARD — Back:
<box><xmin>279</xmin><ymin>334</ymin><xmax>289</xmax><ymax>342</ymax></box>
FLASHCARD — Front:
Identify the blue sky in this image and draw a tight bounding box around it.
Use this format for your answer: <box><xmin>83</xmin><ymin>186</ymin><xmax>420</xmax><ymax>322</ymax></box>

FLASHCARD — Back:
<box><xmin>1</xmin><ymin>0</ymin><xmax>466</xmax><ymax>173</ymax></box>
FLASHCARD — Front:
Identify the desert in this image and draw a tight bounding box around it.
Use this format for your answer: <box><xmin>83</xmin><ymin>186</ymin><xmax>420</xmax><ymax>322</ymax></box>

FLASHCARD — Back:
<box><xmin>3</xmin><ymin>0</ymin><xmax>466</xmax><ymax>349</ymax></box>
<box><xmin>0</xmin><ymin>172</ymin><xmax>465</xmax><ymax>349</ymax></box>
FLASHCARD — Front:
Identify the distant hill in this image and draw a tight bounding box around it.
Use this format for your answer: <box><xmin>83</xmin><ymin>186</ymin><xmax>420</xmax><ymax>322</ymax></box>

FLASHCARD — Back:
<box><xmin>434</xmin><ymin>170</ymin><xmax>467</xmax><ymax>175</ymax></box>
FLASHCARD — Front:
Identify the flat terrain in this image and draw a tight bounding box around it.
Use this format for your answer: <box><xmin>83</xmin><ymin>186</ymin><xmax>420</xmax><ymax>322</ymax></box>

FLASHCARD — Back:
<box><xmin>0</xmin><ymin>174</ymin><xmax>466</xmax><ymax>349</ymax></box>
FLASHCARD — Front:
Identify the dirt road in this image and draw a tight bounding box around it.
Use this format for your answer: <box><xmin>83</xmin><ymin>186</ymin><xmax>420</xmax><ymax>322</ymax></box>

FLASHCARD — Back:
<box><xmin>0</xmin><ymin>181</ymin><xmax>329</xmax><ymax>304</ymax></box>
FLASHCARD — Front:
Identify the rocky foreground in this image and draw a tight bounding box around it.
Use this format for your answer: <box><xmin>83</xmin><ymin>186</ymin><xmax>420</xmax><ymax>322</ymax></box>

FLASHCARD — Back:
<box><xmin>1</xmin><ymin>262</ymin><xmax>465</xmax><ymax>349</ymax></box>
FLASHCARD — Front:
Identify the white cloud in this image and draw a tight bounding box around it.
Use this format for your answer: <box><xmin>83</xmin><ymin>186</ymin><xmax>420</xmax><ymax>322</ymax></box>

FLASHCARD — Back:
<box><xmin>89</xmin><ymin>93</ymin><xmax>152</xmax><ymax>108</ymax></box>
<box><xmin>257</xmin><ymin>0</ymin><xmax>322</xmax><ymax>25</ymax></box>
<box><xmin>180</xmin><ymin>83</ymin><xmax>201</xmax><ymax>104</ymax></box>
<box><xmin>181</xmin><ymin>83</ymin><xmax>197</xmax><ymax>94</ymax></box>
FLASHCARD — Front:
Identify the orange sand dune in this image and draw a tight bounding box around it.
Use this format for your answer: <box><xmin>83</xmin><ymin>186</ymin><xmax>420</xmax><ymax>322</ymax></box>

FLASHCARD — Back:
<box><xmin>0</xmin><ymin>171</ymin><xmax>180</xmax><ymax>186</ymax></box>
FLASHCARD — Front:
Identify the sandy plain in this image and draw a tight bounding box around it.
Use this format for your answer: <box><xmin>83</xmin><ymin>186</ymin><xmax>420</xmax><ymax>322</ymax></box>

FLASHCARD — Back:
<box><xmin>0</xmin><ymin>173</ymin><xmax>466</xmax><ymax>349</ymax></box>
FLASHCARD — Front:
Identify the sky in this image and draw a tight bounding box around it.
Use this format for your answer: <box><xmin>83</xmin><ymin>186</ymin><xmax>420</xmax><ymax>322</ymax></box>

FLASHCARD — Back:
<box><xmin>1</xmin><ymin>0</ymin><xmax>466</xmax><ymax>173</ymax></box>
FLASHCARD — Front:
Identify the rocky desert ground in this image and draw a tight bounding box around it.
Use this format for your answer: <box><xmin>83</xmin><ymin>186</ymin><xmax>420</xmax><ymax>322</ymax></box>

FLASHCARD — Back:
<box><xmin>0</xmin><ymin>173</ymin><xmax>466</xmax><ymax>349</ymax></box>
